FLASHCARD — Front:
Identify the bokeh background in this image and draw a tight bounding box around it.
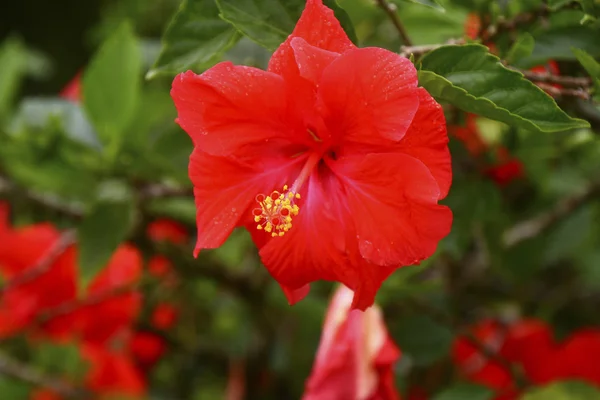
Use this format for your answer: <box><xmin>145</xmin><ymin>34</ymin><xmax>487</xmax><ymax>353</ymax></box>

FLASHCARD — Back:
<box><xmin>1</xmin><ymin>0</ymin><xmax>600</xmax><ymax>399</ymax></box>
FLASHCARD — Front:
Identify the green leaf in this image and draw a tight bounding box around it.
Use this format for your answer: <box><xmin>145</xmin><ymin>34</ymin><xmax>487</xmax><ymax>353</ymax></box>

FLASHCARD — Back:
<box><xmin>548</xmin><ymin>0</ymin><xmax>578</xmax><ymax>10</ymax></box>
<box><xmin>215</xmin><ymin>0</ymin><xmax>357</xmax><ymax>51</ymax></box>
<box><xmin>147</xmin><ymin>197</ymin><xmax>196</xmax><ymax>224</ymax></box>
<box><xmin>0</xmin><ymin>38</ymin><xmax>29</xmax><ymax>120</ymax></box>
<box><xmin>572</xmin><ymin>48</ymin><xmax>600</xmax><ymax>90</ymax></box>
<box><xmin>419</xmin><ymin>44</ymin><xmax>590</xmax><ymax>132</ymax></box>
<box><xmin>505</xmin><ymin>32</ymin><xmax>534</xmax><ymax>64</ymax></box>
<box><xmin>393</xmin><ymin>314</ymin><xmax>454</xmax><ymax>366</ymax></box>
<box><xmin>395</xmin><ymin>1</ymin><xmax>466</xmax><ymax>45</ymax></box>
<box><xmin>34</xmin><ymin>342</ymin><xmax>89</xmax><ymax>381</ymax></box>
<box><xmin>147</xmin><ymin>0</ymin><xmax>241</xmax><ymax>79</ymax></box>
<box><xmin>518</xmin><ymin>26</ymin><xmax>600</xmax><ymax>68</ymax></box>
<box><xmin>550</xmin><ymin>0</ymin><xmax>600</xmax><ymax>17</ymax></box>
<box><xmin>433</xmin><ymin>383</ymin><xmax>494</xmax><ymax>400</ymax></box>
<box><xmin>0</xmin><ymin>377</ymin><xmax>29</xmax><ymax>400</ymax></box>
<box><xmin>573</xmin><ymin>48</ymin><xmax>600</xmax><ymax>77</ymax></box>
<box><xmin>397</xmin><ymin>0</ymin><xmax>445</xmax><ymax>11</ymax></box>
<box><xmin>580</xmin><ymin>0</ymin><xmax>600</xmax><ymax>18</ymax></box>
<box><xmin>12</xmin><ymin>98</ymin><xmax>100</xmax><ymax>149</ymax></box>
<box><xmin>82</xmin><ymin>22</ymin><xmax>141</xmax><ymax>155</ymax></box>
<box><xmin>521</xmin><ymin>381</ymin><xmax>600</xmax><ymax>400</ymax></box>
<box><xmin>78</xmin><ymin>181</ymin><xmax>135</xmax><ymax>285</ymax></box>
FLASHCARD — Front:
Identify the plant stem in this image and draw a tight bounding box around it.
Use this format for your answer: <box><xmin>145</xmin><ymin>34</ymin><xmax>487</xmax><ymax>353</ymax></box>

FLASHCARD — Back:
<box><xmin>375</xmin><ymin>0</ymin><xmax>413</xmax><ymax>46</ymax></box>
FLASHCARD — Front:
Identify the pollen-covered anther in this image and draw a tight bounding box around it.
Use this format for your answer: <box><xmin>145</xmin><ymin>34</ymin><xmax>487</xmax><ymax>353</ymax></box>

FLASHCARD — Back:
<box><xmin>253</xmin><ymin>186</ymin><xmax>300</xmax><ymax>237</ymax></box>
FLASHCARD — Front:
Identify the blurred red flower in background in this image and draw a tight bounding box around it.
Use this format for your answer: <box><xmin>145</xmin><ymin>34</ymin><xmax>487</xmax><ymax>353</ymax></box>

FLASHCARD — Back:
<box><xmin>0</xmin><ymin>222</ymin><xmax>77</xmax><ymax>339</ymax></box>
<box><xmin>0</xmin><ymin>203</ymin><xmax>150</xmax><ymax>399</ymax></box>
<box><xmin>151</xmin><ymin>303</ymin><xmax>178</xmax><ymax>330</ymax></box>
<box><xmin>302</xmin><ymin>285</ymin><xmax>401</xmax><ymax>400</ymax></box>
<box><xmin>449</xmin><ymin>114</ymin><xmax>524</xmax><ymax>187</ymax></box>
<box><xmin>147</xmin><ymin>218</ymin><xmax>188</xmax><ymax>245</ymax></box>
<box><xmin>129</xmin><ymin>331</ymin><xmax>166</xmax><ymax>370</ymax></box>
<box><xmin>484</xmin><ymin>149</ymin><xmax>525</xmax><ymax>187</ymax></box>
<box><xmin>171</xmin><ymin>0</ymin><xmax>452</xmax><ymax>310</ymax></box>
<box><xmin>453</xmin><ymin>319</ymin><xmax>600</xmax><ymax>399</ymax></box>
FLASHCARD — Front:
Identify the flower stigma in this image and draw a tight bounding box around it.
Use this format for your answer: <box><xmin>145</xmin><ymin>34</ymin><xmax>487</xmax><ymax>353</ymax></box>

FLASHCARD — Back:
<box><xmin>253</xmin><ymin>185</ymin><xmax>301</xmax><ymax>237</ymax></box>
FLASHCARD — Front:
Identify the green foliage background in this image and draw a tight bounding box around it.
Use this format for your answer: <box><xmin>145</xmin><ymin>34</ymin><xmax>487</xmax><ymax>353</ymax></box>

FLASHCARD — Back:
<box><xmin>1</xmin><ymin>0</ymin><xmax>600</xmax><ymax>398</ymax></box>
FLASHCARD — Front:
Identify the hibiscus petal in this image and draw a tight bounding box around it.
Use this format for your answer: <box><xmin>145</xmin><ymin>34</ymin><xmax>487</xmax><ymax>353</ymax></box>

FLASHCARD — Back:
<box><xmin>332</xmin><ymin>153</ymin><xmax>452</xmax><ymax>267</ymax></box>
<box><xmin>347</xmin><ymin>260</ymin><xmax>396</xmax><ymax>311</ymax></box>
<box><xmin>190</xmin><ymin>149</ymin><xmax>303</xmax><ymax>253</ymax></box>
<box><xmin>259</xmin><ymin>173</ymin><xmax>355</xmax><ymax>293</ymax></box>
<box><xmin>397</xmin><ymin>88</ymin><xmax>452</xmax><ymax>200</ymax></box>
<box><xmin>171</xmin><ymin>64</ymin><xmax>303</xmax><ymax>155</ymax></box>
<box><xmin>290</xmin><ymin>37</ymin><xmax>339</xmax><ymax>84</ymax></box>
<box><xmin>318</xmin><ymin>47</ymin><xmax>420</xmax><ymax>145</ymax></box>
<box><xmin>268</xmin><ymin>0</ymin><xmax>354</xmax><ymax>78</ymax></box>
<box><xmin>280</xmin><ymin>284</ymin><xmax>311</xmax><ymax>305</ymax></box>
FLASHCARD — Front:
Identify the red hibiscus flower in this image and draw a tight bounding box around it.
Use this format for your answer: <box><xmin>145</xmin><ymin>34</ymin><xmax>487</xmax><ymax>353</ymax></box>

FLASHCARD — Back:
<box><xmin>0</xmin><ymin>222</ymin><xmax>77</xmax><ymax>339</ymax></box>
<box><xmin>148</xmin><ymin>255</ymin><xmax>173</xmax><ymax>278</ymax></box>
<box><xmin>302</xmin><ymin>285</ymin><xmax>401</xmax><ymax>400</ymax></box>
<box><xmin>147</xmin><ymin>218</ymin><xmax>189</xmax><ymax>245</ymax></box>
<box><xmin>82</xmin><ymin>344</ymin><xmax>146</xmax><ymax>398</ymax></box>
<box><xmin>151</xmin><ymin>303</ymin><xmax>178</xmax><ymax>330</ymax></box>
<box><xmin>171</xmin><ymin>0</ymin><xmax>452</xmax><ymax>310</ymax></box>
<box><xmin>453</xmin><ymin>319</ymin><xmax>600</xmax><ymax>399</ymax></box>
<box><xmin>129</xmin><ymin>331</ymin><xmax>166</xmax><ymax>369</ymax></box>
<box><xmin>74</xmin><ymin>245</ymin><xmax>142</xmax><ymax>345</ymax></box>
<box><xmin>484</xmin><ymin>148</ymin><xmax>524</xmax><ymax>187</ymax></box>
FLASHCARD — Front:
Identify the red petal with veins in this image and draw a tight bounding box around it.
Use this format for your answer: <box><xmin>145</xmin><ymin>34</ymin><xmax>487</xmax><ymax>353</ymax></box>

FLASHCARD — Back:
<box><xmin>396</xmin><ymin>88</ymin><xmax>452</xmax><ymax>199</ymax></box>
<box><xmin>172</xmin><ymin>65</ymin><xmax>305</xmax><ymax>153</ymax></box>
<box><xmin>190</xmin><ymin>149</ymin><xmax>303</xmax><ymax>253</ymax></box>
<box><xmin>318</xmin><ymin>47</ymin><xmax>419</xmax><ymax>145</ymax></box>
<box><xmin>332</xmin><ymin>153</ymin><xmax>452</xmax><ymax>267</ymax></box>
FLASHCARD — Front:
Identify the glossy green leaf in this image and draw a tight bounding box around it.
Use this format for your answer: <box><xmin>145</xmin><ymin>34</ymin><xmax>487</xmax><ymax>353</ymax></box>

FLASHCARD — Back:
<box><xmin>215</xmin><ymin>0</ymin><xmax>357</xmax><ymax>51</ymax></box>
<box><xmin>78</xmin><ymin>181</ymin><xmax>135</xmax><ymax>285</ymax></box>
<box><xmin>434</xmin><ymin>383</ymin><xmax>494</xmax><ymax>400</ymax></box>
<box><xmin>505</xmin><ymin>32</ymin><xmax>534</xmax><ymax>64</ymax></box>
<box><xmin>521</xmin><ymin>381</ymin><xmax>600</xmax><ymax>400</ymax></box>
<box><xmin>419</xmin><ymin>44</ymin><xmax>590</xmax><ymax>132</ymax></box>
<box><xmin>147</xmin><ymin>0</ymin><xmax>241</xmax><ymax>79</ymax></box>
<box><xmin>82</xmin><ymin>22</ymin><xmax>141</xmax><ymax>154</ymax></box>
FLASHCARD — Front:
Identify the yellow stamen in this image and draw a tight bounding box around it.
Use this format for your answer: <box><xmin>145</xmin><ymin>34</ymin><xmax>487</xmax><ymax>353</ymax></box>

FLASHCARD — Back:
<box><xmin>253</xmin><ymin>185</ymin><xmax>300</xmax><ymax>238</ymax></box>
